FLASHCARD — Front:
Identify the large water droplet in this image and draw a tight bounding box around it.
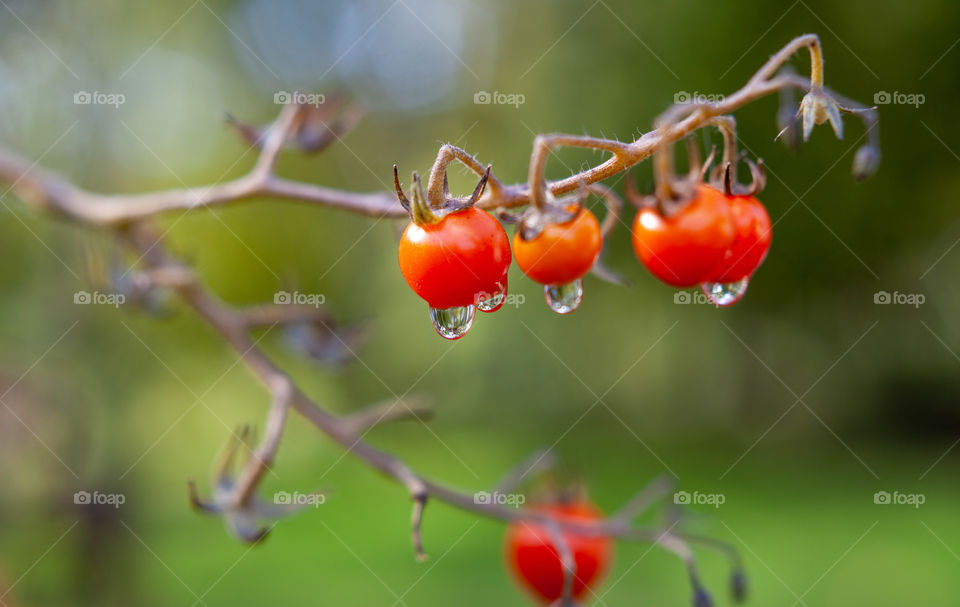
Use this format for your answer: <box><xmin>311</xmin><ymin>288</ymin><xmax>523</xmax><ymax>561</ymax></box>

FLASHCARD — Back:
<box><xmin>544</xmin><ymin>279</ymin><xmax>583</xmax><ymax>314</ymax></box>
<box><xmin>429</xmin><ymin>305</ymin><xmax>475</xmax><ymax>339</ymax></box>
<box><xmin>701</xmin><ymin>277</ymin><xmax>750</xmax><ymax>307</ymax></box>
<box><xmin>476</xmin><ymin>282</ymin><xmax>507</xmax><ymax>313</ymax></box>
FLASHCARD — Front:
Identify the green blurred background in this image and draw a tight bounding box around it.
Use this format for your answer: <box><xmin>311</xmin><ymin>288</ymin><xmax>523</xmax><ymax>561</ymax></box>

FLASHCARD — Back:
<box><xmin>1</xmin><ymin>0</ymin><xmax>959</xmax><ymax>604</ymax></box>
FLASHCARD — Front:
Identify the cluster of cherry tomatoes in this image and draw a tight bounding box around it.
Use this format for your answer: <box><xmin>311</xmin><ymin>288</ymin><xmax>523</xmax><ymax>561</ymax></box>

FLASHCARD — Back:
<box><xmin>632</xmin><ymin>182</ymin><xmax>772</xmax><ymax>305</ymax></box>
<box><xmin>396</xmin><ymin>162</ymin><xmax>771</xmax><ymax>339</ymax></box>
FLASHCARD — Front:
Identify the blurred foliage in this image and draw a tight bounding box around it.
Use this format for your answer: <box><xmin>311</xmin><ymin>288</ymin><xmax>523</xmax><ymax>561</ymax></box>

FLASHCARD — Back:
<box><xmin>1</xmin><ymin>0</ymin><xmax>959</xmax><ymax>604</ymax></box>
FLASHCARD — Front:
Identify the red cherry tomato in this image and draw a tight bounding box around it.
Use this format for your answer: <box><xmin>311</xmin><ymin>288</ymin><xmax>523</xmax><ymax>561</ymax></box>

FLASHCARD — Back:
<box><xmin>505</xmin><ymin>499</ymin><xmax>613</xmax><ymax>604</ymax></box>
<box><xmin>707</xmin><ymin>194</ymin><xmax>772</xmax><ymax>282</ymax></box>
<box><xmin>631</xmin><ymin>185</ymin><xmax>735</xmax><ymax>287</ymax></box>
<box><xmin>513</xmin><ymin>208</ymin><xmax>603</xmax><ymax>285</ymax></box>
<box><xmin>398</xmin><ymin>207</ymin><xmax>511</xmax><ymax>309</ymax></box>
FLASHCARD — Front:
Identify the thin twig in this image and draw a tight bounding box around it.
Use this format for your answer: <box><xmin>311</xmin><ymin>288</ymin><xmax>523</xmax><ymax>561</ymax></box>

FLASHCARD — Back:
<box><xmin>341</xmin><ymin>395</ymin><xmax>435</xmax><ymax>435</ymax></box>
<box><xmin>492</xmin><ymin>448</ymin><xmax>558</xmax><ymax>494</ymax></box>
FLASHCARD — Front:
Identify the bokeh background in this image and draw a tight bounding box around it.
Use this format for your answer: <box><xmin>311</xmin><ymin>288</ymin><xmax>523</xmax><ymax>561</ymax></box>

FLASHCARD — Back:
<box><xmin>1</xmin><ymin>0</ymin><xmax>959</xmax><ymax>605</ymax></box>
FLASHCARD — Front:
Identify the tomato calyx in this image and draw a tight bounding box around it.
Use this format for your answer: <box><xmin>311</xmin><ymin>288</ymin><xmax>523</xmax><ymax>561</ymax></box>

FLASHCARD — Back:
<box><xmin>702</xmin><ymin>147</ymin><xmax>767</xmax><ymax>198</ymax></box>
<box><xmin>393</xmin><ymin>163</ymin><xmax>491</xmax><ymax>226</ymax></box>
<box><xmin>513</xmin><ymin>182</ymin><xmax>589</xmax><ymax>242</ymax></box>
<box><xmin>624</xmin><ymin>163</ymin><xmax>701</xmax><ymax>219</ymax></box>
<box><xmin>627</xmin><ymin>135</ymin><xmax>721</xmax><ymax>220</ymax></box>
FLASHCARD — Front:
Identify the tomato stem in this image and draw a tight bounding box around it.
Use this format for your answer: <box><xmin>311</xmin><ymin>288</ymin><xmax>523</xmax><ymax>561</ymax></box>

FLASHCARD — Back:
<box><xmin>427</xmin><ymin>144</ymin><xmax>499</xmax><ymax>207</ymax></box>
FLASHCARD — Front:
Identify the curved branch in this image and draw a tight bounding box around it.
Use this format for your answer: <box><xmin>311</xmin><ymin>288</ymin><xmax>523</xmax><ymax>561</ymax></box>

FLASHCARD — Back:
<box><xmin>0</xmin><ymin>36</ymin><xmax>876</xmax><ymax>230</ymax></box>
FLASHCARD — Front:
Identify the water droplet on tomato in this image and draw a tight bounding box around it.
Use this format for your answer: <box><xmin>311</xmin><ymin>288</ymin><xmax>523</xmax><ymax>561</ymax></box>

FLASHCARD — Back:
<box><xmin>429</xmin><ymin>305</ymin><xmax>475</xmax><ymax>339</ymax></box>
<box><xmin>544</xmin><ymin>279</ymin><xmax>583</xmax><ymax>314</ymax></box>
<box><xmin>701</xmin><ymin>277</ymin><xmax>750</xmax><ymax>307</ymax></box>
<box><xmin>476</xmin><ymin>282</ymin><xmax>507</xmax><ymax>313</ymax></box>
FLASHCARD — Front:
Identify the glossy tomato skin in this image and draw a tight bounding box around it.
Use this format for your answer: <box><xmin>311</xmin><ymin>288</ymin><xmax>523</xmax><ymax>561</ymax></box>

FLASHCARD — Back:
<box><xmin>505</xmin><ymin>501</ymin><xmax>613</xmax><ymax>604</ymax></box>
<box><xmin>398</xmin><ymin>207</ymin><xmax>511</xmax><ymax>309</ymax></box>
<box><xmin>706</xmin><ymin>194</ymin><xmax>772</xmax><ymax>282</ymax></box>
<box><xmin>631</xmin><ymin>185</ymin><xmax>735</xmax><ymax>288</ymax></box>
<box><xmin>513</xmin><ymin>208</ymin><xmax>603</xmax><ymax>286</ymax></box>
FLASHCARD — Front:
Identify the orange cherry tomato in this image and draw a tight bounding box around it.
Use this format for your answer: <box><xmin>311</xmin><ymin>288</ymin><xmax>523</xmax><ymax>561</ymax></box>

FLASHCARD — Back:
<box><xmin>513</xmin><ymin>208</ymin><xmax>603</xmax><ymax>285</ymax></box>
